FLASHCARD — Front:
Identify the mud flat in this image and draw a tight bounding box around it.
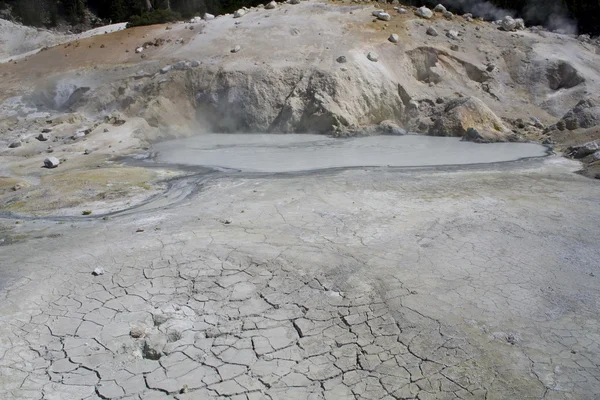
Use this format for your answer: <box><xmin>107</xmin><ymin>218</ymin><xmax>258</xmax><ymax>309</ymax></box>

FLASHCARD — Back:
<box><xmin>1</xmin><ymin>154</ymin><xmax>600</xmax><ymax>400</ymax></box>
<box><xmin>153</xmin><ymin>134</ymin><xmax>549</xmax><ymax>172</ymax></box>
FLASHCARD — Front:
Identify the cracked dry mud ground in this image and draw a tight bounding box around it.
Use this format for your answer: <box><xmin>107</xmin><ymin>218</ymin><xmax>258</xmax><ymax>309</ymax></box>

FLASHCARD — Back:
<box><xmin>1</xmin><ymin>158</ymin><xmax>599</xmax><ymax>400</ymax></box>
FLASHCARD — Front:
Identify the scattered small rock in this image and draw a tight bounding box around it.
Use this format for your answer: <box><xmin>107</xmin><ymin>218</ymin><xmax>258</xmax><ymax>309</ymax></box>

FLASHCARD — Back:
<box><xmin>36</xmin><ymin>133</ymin><xmax>48</xmax><ymax>141</ymax></box>
<box><xmin>450</xmin><ymin>44</ymin><xmax>459</xmax><ymax>51</ymax></box>
<box><xmin>203</xmin><ymin>13</ymin><xmax>215</xmax><ymax>20</ymax></box>
<box><xmin>92</xmin><ymin>267</ymin><xmax>105</xmax><ymax>276</ymax></box>
<box><xmin>336</xmin><ymin>56</ymin><xmax>347</xmax><ymax>63</ymax></box>
<box><xmin>234</xmin><ymin>8</ymin><xmax>247</xmax><ymax>18</ymax></box>
<box><xmin>82</xmin><ymin>210</ymin><xmax>92</xmax><ymax>215</ymax></box>
<box><xmin>136</xmin><ymin>228</ymin><xmax>145</xmax><ymax>232</ymax></box>
<box><xmin>446</xmin><ymin>30</ymin><xmax>459</xmax><ymax>40</ymax></box>
<box><xmin>395</xmin><ymin>7</ymin><xmax>407</xmax><ymax>14</ymax></box>
<box><xmin>443</xmin><ymin>11</ymin><xmax>454</xmax><ymax>19</ymax></box>
<box><xmin>8</xmin><ymin>141</ymin><xmax>21</xmax><ymax>148</ymax></box>
<box><xmin>135</xmin><ymin>47</ymin><xmax>144</xmax><ymax>53</ymax></box>
<box><xmin>44</xmin><ymin>157</ymin><xmax>60</xmax><ymax>168</ymax></box>
<box><xmin>130</xmin><ymin>326</ymin><xmax>146</xmax><ymax>338</ymax></box>
<box><xmin>433</xmin><ymin>4</ymin><xmax>446</xmax><ymax>13</ymax></box>
<box><xmin>426</xmin><ymin>27</ymin><xmax>438</xmax><ymax>37</ymax></box>
<box><xmin>161</xmin><ymin>65</ymin><xmax>172</xmax><ymax>74</ymax></box>
<box><xmin>376</xmin><ymin>12</ymin><xmax>391</xmax><ymax>21</ymax></box>
<box><xmin>388</xmin><ymin>34</ymin><xmax>399</xmax><ymax>43</ymax></box>
<box><xmin>41</xmin><ymin>128</ymin><xmax>52</xmax><ymax>133</ymax></box>
<box><xmin>415</xmin><ymin>6</ymin><xmax>433</xmax><ymax>19</ymax></box>
<box><xmin>84</xmin><ymin>149</ymin><xmax>90</xmax><ymax>155</ymax></box>
<box><xmin>367</xmin><ymin>52</ymin><xmax>378</xmax><ymax>62</ymax></box>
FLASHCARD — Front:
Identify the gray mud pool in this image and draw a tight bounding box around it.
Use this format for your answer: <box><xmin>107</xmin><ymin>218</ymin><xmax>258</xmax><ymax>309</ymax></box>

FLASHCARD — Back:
<box><xmin>152</xmin><ymin>134</ymin><xmax>549</xmax><ymax>172</ymax></box>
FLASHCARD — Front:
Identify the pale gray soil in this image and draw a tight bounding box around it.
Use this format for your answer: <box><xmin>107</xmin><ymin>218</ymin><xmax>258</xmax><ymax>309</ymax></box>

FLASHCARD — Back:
<box><xmin>0</xmin><ymin>156</ymin><xmax>599</xmax><ymax>399</ymax></box>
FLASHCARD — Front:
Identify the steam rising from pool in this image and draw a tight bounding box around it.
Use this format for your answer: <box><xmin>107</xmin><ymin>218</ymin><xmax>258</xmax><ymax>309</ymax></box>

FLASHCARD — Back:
<box><xmin>152</xmin><ymin>134</ymin><xmax>549</xmax><ymax>173</ymax></box>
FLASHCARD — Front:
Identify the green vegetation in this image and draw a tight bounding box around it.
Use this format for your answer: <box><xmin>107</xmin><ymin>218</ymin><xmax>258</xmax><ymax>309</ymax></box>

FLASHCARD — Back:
<box><xmin>126</xmin><ymin>8</ymin><xmax>181</xmax><ymax>27</ymax></box>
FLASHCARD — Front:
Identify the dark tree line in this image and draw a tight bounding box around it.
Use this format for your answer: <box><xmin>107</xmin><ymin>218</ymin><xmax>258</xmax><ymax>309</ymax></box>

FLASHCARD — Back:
<box><xmin>1</xmin><ymin>0</ymin><xmax>599</xmax><ymax>35</ymax></box>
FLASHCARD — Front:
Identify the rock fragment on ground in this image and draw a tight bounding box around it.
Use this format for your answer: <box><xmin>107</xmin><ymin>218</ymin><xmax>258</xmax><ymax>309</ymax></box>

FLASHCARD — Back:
<box><xmin>44</xmin><ymin>157</ymin><xmax>60</xmax><ymax>168</ymax></box>
<box><xmin>388</xmin><ymin>33</ymin><xmax>399</xmax><ymax>43</ymax></box>
<box><xmin>415</xmin><ymin>6</ymin><xmax>433</xmax><ymax>19</ymax></box>
<box><xmin>426</xmin><ymin>27</ymin><xmax>439</xmax><ymax>36</ymax></box>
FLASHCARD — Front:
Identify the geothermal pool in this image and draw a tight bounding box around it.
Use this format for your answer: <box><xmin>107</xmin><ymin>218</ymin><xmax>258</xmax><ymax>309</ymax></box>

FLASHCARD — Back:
<box><xmin>153</xmin><ymin>134</ymin><xmax>549</xmax><ymax>173</ymax></box>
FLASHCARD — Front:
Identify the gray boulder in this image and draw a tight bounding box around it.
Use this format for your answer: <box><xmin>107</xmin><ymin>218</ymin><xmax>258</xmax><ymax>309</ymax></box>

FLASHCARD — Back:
<box><xmin>426</xmin><ymin>27</ymin><xmax>439</xmax><ymax>37</ymax></box>
<box><xmin>376</xmin><ymin>12</ymin><xmax>391</xmax><ymax>21</ymax></box>
<box><xmin>265</xmin><ymin>1</ymin><xmax>276</xmax><ymax>9</ymax></box>
<box><xmin>367</xmin><ymin>52</ymin><xmax>378</xmax><ymax>62</ymax></box>
<box><xmin>567</xmin><ymin>140</ymin><xmax>600</xmax><ymax>158</ymax></box>
<box><xmin>44</xmin><ymin>157</ymin><xmax>60</xmax><ymax>168</ymax></box>
<box><xmin>388</xmin><ymin>34</ymin><xmax>399</xmax><ymax>43</ymax></box>
<box><xmin>559</xmin><ymin>99</ymin><xmax>600</xmax><ymax>130</ymax></box>
<box><xmin>502</xmin><ymin>16</ymin><xmax>517</xmax><ymax>31</ymax></box>
<box><xmin>233</xmin><ymin>9</ymin><xmax>247</xmax><ymax>18</ymax></box>
<box><xmin>433</xmin><ymin>4</ymin><xmax>446</xmax><ymax>13</ymax></box>
<box><xmin>415</xmin><ymin>7</ymin><xmax>433</xmax><ymax>19</ymax></box>
<box><xmin>203</xmin><ymin>13</ymin><xmax>215</xmax><ymax>20</ymax></box>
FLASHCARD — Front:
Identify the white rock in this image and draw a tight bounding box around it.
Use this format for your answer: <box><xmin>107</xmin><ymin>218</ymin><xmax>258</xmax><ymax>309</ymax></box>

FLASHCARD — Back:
<box><xmin>265</xmin><ymin>1</ymin><xmax>276</xmax><ymax>9</ymax></box>
<box><xmin>231</xmin><ymin>45</ymin><xmax>241</xmax><ymax>53</ymax></box>
<box><xmin>433</xmin><ymin>4</ymin><xmax>446</xmax><ymax>13</ymax></box>
<box><xmin>234</xmin><ymin>9</ymin><xmax>246</xmax><ymax>18</ymax></box>
<box><xmin>367</xmin><ymin>52</ymin><xmax>378</xmax><ymax>62</ymax></box>
<box><xmin>515</xmin><ymin>18</ymin><xmax>525</xmax><ymax>30</ymax></box>
<box><xmin>161</xmin><ymin>65</ymin><xmax>172</xmax><ymax>74</ymax></box>
<box><xmin>396</xmin><ymin>7</ymin><xmax>408</xmax><ymax>14</ymax></box>
<box><xmin>44</xmin><ymin>157</ymin><xmax>60</xmax><ymax>168</ymax></box>
<box><xmin>92</xmin><ymin>267</ymin><xmax>105</xmax><ymax>276</ymax></box>
<box><xmin>388</xmin><ymin>34</ymin><xmax>399</xmax><ymax>43</ymax></box>
<box><xmin>372</xmin><ymin>10</ymin><xmax>384</xmax><ymax>17</ymax></box>
<box><xmin>203</xmin><ymin>13</ymin><xmax>215</xmax><ymax>20</ymax></box>
<box><xmin>415</xmin><ymin>6</ymin><xmax>433</xmax><ymax>19</ymax></box>
<box><xmin>446</xmin><ymin>30</ymin><xmax>459</xmax><ymax>40</ymax></box>
<box><xmin>377</xmin><ymin>12</ymin><xmax>391</xmax><ymax>21</ymax></box>
<box><xmin>135</xmin><ymin>47</ymin><xmax>143</xmax><ymax>53</ymax></box>
<box><xmin>189</xmin><ymin>16</ymin><xmax>202</xmax><ymax>23</ymax></box>
<box><xmin>502</xmin><ymin>16</ymin><xmax>517</xmax><ymax>31</ymax></box>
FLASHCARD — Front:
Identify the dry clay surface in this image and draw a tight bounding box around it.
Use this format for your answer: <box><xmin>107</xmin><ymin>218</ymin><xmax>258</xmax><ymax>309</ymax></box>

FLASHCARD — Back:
<box><xmin>1</xmin><ymin>157</ymin><xmax>600</xmax><ymax>400</ymax></box>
